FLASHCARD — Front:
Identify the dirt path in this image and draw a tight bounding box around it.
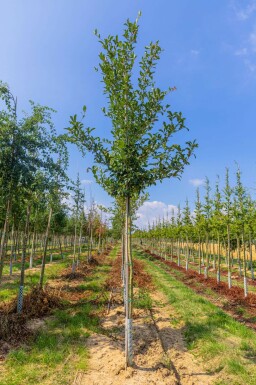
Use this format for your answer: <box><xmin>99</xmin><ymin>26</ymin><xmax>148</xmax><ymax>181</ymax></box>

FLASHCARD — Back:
<box><xmin>75</xmin><ymin>290</ymin><xmax>218</xmax><ymax>385</ymax></box>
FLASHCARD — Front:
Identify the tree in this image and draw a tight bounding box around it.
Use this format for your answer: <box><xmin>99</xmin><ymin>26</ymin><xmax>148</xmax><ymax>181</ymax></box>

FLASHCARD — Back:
<box><xmin>203</xmin><ymin>177</ymin><xmax>212</xmax><ymax>278</ymax></box>
<box><xmin>182</xmin><ymin>199</ymin><xmax>193</xmax><ymax>270</ymax></box>
<box><xmin>194</xmin><ymin>188</ymin><xmax>204</xmax><ymax>274</ymax></box>
<box><xmin>223</xmin><ymin>168</ymin><xmax>233</xmax><ymax>289</ymax></box>
<box><xmin>71</xmin><ymin>174</ymin><xmax>85</xmax><ymax>271</ymax></box>
<box><xmin>234</xmin><ymin>166</ymin><xmax>248</xmax><ymax>296</ymax></box>
<box><xmin>67</xmin><ymin>15</ymin><xmax>197</xmax><ymax>366</ymax></box>
<box><xmin>212</xmin><ymin>176</ymin><xmax>224</xmax><ymax>283</ymax></box>
<box><xmin>0</xmin><ymin>81</ymin><xmax>69</xmax><ymax>309</ymax></box>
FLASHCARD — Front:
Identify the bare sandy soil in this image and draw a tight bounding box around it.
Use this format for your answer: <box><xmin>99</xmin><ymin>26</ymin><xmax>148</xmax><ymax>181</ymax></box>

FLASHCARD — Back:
<box><xmin>74</xmin><ymin>291</ymin><xmax>218</xmax><ymax>385</ymax></box>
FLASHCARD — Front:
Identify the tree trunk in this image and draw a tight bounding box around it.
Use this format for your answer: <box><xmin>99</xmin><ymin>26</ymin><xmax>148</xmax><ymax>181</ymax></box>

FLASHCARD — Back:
<box><xmin>39</xmin><ymin>207</ymin><xmax>53</xmax><ymax>289</ymax></box>
<box><xmin>124</xmin><ymin>195</ymin><xmax>133</xmax><ymax>368</ymax></box>
<box><xmin>0</xmin><ymin>199</ymin><xmax>11</xmax><ymax>283</ymax></box>
<box><xmin>227</xmin><ymin>224</ymin><xmax>232</xmax><ymax>288</ymax></box>
<box><xmin>177</xmin><ymin>238</ymin><xmax>180</xmax><ymax>266</ymax></box>
<box><xmin>242</xmin><ymin>232</ymin><xmax>248</xmax><ymax>297</ymax></box>
<box><xmin>249</xmin><ymin>232</ymin><xmax>254</xmax><ymax>280</ymax></box>
<box><xmin>198</xmin><ymin>236</ymin><xmax>201</xmax><ymax>274</ymax></box>
<box><xmin>59</xmin><ymin>236</ymin><xmax>64</xmax><ymax>259</ymax></box>
<box><xmin>72</xmin><ymin>217</ymin><xmax>78</xmax><ymax>272</ymax></box>
<box><xmin>217</xmin><ymin>234</ymin><xmax>221</xmax><ymax>284</ymax></box>
<box><xmin>17</xmin><ymin>205</ymin><xmax>31</xmax><ymax>313</ymax></box>
<box><xmin>29</xmin><ymin>228</ymin><xmax>36</xmax><ymax>269</ymax></box>
<box><xmin>237</xmin><ymin>236</ymin><xmax>242</xmax><ymax>277</ymax></box>
<box><xmin>205</xmin><ymin>233</ymin><xmax>209</xmax><ymax>278</ymax></box>
<box><xmin>9</xmin><ymin>224</ymin><xmax>15</xmax><ymax>276</ymax></box>
<box><xmin>185</xmin><ymin>234</ymin><xmax>189</xmax><ymax>271</ymax></box>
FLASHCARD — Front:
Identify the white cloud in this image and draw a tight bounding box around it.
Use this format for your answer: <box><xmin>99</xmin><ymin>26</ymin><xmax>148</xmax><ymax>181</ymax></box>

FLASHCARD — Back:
<box><xmin>232</xmin><ymin>30</ymin><xmax>256</xmax><ymax>74</ymax></box>
<box><xmin>189</xmin><ymin>178</ymin><xmax>205</xmax><ymax>187</ymax></box>
<box><xmin>232</xmin><ymin>0</ymin><xmax>256</xmax><ymax>74</ymax></box>
<box><xmin>234</xmin><ymin>47</ymin><xmax>248</xmax><ymax>56</ymax></box>
<box><xmin>245</xmin><ymin>58</ymin><xmax>256</xmax><ymax>72</ymax></box>
<box><xmin>233</xmin><ymin>1</ymin><xmax>256</xmax><ymax>20</ymax></box>
<box><xmin>190</xmin><ymin>49</ymin><xmax>200</xmax><ymax>56</ymax></box>
<box><xmin>135</xmin><ymin>200</ymin><xmax>178</xmax><ymax>228</ymax></box>
<box><xmin>81</xmin><ymin>179</ymin><xmax>93</xmax><ymax>185</ymax></box>
<box><xmin>250</xmin><ymin>30</ymin><xmax>256</xmax><ymax>52</ymax></box>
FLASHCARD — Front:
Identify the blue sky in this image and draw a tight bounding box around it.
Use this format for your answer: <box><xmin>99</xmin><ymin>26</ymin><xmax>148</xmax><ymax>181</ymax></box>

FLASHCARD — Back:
<box><xmin>1</xmin><ymin>0</ymin><xmax>256</xmax><ymax>226</ymax></box>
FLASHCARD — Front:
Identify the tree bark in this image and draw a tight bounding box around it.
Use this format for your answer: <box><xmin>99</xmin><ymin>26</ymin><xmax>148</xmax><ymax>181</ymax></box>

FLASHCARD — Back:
<box><xmin>125</xmin><ymin>195</ymin><xmax>133</xmax><ymax>368</ymax></box>
<box><xmin>0</xmin><ymin>199</ymin><xmax>11</xmax><ymax>283</ymax></box>
<box><xmin>39</xmin><ymin>207</ymin><xmax>52</xmax><ymax>289</ymax></box>
<box><xmin>17</xmin><ymin>205</ymin><xmax>31</xmax><ymax>313</ymax></box>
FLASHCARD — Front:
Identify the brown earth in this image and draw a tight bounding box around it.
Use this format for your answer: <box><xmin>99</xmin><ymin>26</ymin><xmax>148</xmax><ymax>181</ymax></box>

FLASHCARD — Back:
<box><xmin>105</xmin><ymin>255</ymin><xmax>154</xmax><ymax>290</ymax></box>
<box><xmin>75</xmin><ymin>290</ymin><xmax>218</xmax><ymax>385</ymax></box>
<box><xmin>0</xmin><ymin>248</ymin><xmax>113</xmax><ymax>358</ymax></box>
<box><xmin>143</xmin><ymin>250</ymin><xmax>256</xmax><ymax>329</ymax></box>
<box><xmin>73</xmin><ymin>252</ymin><xmax>219</xmax><ymax>385</ymax></box>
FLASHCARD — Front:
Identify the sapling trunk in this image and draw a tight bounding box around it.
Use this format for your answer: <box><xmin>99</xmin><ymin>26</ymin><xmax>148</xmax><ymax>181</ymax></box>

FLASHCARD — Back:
<box><xmin>59</xmin><ymin>237</ymin><xmax>64</xmax><ymax>259</ymax></box>
<box><xmin>39</xmin><ymin>207</ymin><xmax>52</xmax><ymax>289</ymax></box>
<box><xmin>72</xmin><ymin>216</ymin><xmax>78</xmax><ymax>272</ymax></box>
<box><xmin>78</xmin><ymin>224</ymin><xmax>83</xmax><ymax>260</ymax></box>
<box><xmin>242</xmin><ymin>232</ymin><xmax>248</xmax><ymax>297</ymax></box>
<box><xmin>9</xmin><ymin>224</ymin><xmax>15</xmax><ymax>276</ymax></box>
<box><xmin>121</xmin><ymin>230</ymin><xmax>125</xmax><ymax>285</ymax></box>
<box><xmin>186</xmin><ymin>234</ymin><xmax>189</xmax><ymax>271</ymax></box>
<box><xmin>237</xmin><ymin>236</ymin><xmax>242</xmax><ymax>277</ymax></box>
<box><xmin>205</xmin><ymin>233</ymin><xmax>209</xmax><ymax>278</ymax></box>
<box><xmin>29</xmin><ymin>228</ymin><xmax>36</xmax><ymax>269</ymax></box>
<box><xmin>249</xmin><ymin>232</ymin><xmax>254</xmax><ymax>280</ymax></box>
<box><xmin>177</xmin><ymin>238</ymin><xmax>180</xmax><ymax>266</ymax></box>
<box><xmin>13</xmin><ymin>225</ymin><xmax>19</xmax><ymax>261</ymax></box>
<box><xmin>198</xmin><ymin>237</ymin><xmax>201</xmax><ymax>275</ymax></box>
<box><xmin>0</xmin><ymin>199</ymin><xmax>11</xmax><ymax>283</ymax></box>
<box><xmin>217</xmin><ymin>234</ymin><xmax>221</xmax><ymax>284</ymax></box>
<box><xmin>213</xmin><ymin>241</ymin><xmax>216</xmax><ymax>270</ymax></box>
<box><xmin>17</xmin><ymin>205</ymin><xmax>31</xmax><ymax>313</ymax></box>
<box><xmin>124</xmin><ymin>195</ymin><xmax>133</xmax><ymax>368</ymax></box>
<box><xmin>227</xmin><ymin>224</ymin><xmax>232</xmax><ymax>289</ymax></box>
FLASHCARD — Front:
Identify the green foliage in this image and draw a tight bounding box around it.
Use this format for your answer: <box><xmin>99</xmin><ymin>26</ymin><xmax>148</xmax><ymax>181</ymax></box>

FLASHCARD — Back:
<box><xmin>67</xmin><ymin>16</ymin><xmax>197</xmax><ymax>200</ymax></box>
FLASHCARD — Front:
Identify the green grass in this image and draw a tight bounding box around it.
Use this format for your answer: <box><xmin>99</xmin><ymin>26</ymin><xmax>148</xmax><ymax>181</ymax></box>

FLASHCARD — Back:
<box><xmin>0</xmin><ymin>260</ymin><xmax>69</xmax><ymax>303</ymax></box>
<box><xmin>2</xmin><ymin>247</ymin><xmax>73</xmax><ymax>275</ymax></box>
<box><xmin>133</xmin><ymin>288</ymin><xmax>153</xmax><ymax>309</ymax></box>
<box><xmin>149</xmin><ymin>245</ymin><xmax>256</xmax><ymax>293</ymax></box>
<box><xmin>0</xmin><ymin>246</ymin><xmax>117</xmax><ymax>385</ymax></box>
<box><xmin>135</xmin><ymin>248</ymin><xmax>256</xmax><ymax>385</ymax></box>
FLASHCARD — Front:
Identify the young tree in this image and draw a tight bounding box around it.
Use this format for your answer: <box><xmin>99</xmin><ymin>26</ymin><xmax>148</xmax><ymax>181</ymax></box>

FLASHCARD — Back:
<box><xmin>67</xmin><ymin>16</ymin><xmax>197</xmax><ymax>366</ymax></box>
<box><xmin>234</xmin><ymin>166</ymin><xmax>248</xmax><ymax>296</ymax></box>
<box><xmin>182</xmin><ymin>199</ymin><xmax>193</xmax><ymax>270</ymax></box>
<box><xmin>212</xmin><ymin>176</ymin><xmax>224</xmax><ymax>283</ymax></box>
<box><xmin>0</xmin><ymin>82</ymin><xmax>69</xmax><ymax>285</ymax></box>
<box><xmin>194</xmin><ymin>188</ymin><xmax>204</xmax><ymax>274</ymax></box>
<box><xmin>71</xmin><ymin>174</ymin><xmax>85</xmax><ymax>271</ymax></box>
<box><xmin>223</xmin><ymin>168</ymin><xmax>233</xmax><ymax>289</ymax></box>
<box><xmin>246</xmin><ymin>195</ymin><xmax>256</xmax><ymax>279</ymax></box>
<box><xmin>203</xmin><ymin>177</ymin><xmax>212</xmax><ymax>278</ymax></box>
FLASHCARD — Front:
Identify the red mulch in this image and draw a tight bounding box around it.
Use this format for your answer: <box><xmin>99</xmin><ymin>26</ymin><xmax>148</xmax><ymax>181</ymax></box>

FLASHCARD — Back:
<box><xmin>105</xmin><ymin>256</ymin><xmax>153</xmax><ymax>290</ymax></box>
<box><xmin>144</xmin><ymin>250</ymin><xmax>256</xmax><ymax>310</ymax></box>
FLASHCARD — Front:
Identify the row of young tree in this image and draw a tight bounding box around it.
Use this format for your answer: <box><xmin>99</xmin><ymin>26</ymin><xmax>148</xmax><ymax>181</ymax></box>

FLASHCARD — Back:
<box><xmin>0</xmin><ymin>82</ymin><xmax>110</xmax><ymax>312</ymax></box>
<box><xmin>135</xmin><ymin>167</ymin><xmax>256</xmax><ymax>297</ymax></box>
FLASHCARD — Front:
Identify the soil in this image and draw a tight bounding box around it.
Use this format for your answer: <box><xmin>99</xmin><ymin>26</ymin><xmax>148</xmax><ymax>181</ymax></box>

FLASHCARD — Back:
<box><xmin>73</xmin><ymin>252</ymin><xmax>219</xmax><ymax>385</ymax></box>
<box><xmin>0</xmin><ymin>249</ymin><xmax>112</xmax><ymax>352</ymax></box>
<box><xmin>105</xmin><ymin>255</ymin><xmax>154</xmax><ymax>290</ymax></box>
<box><xmin>143</xmin><ymin>250</ymin><xmax>256</xmax><ymax>329</ymax></box>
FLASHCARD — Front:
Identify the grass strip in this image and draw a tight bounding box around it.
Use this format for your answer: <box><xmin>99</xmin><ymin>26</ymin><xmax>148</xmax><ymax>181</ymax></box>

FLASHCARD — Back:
<box><xmin>135</xmin><ymin>249</ymin><xmax>256</xmax><ymax>385</ymax></box>
<box><xmin>0</xmin><ymin>247</ymin><xmax>117</xmax><ymax>385</ymax></box>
